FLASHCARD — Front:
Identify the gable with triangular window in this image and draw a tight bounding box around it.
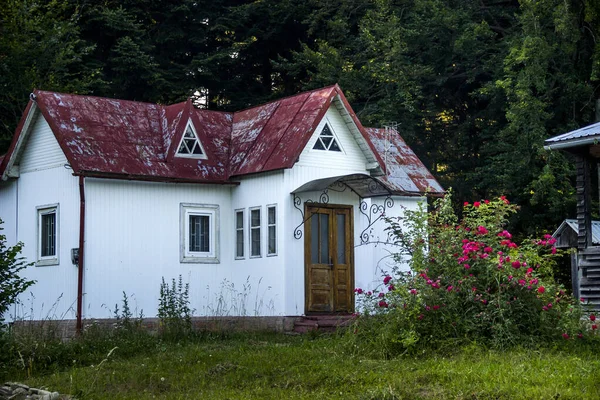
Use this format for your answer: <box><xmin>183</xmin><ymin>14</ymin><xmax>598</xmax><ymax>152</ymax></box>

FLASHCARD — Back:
<box><xmin>312</xmin><ymin>124</ymin><xmax>342</xmax><ymax>152</ymax></box>
<box><xmin>176</xmin><ymin>121</ymin><xmax>207</xmax><ymax>159</ymax></box>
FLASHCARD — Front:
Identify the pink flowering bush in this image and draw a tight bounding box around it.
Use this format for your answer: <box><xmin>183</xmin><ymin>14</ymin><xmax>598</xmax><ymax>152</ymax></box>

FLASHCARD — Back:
<box><xmin>350</xmin><ymin>192</ymin><xmax>591</xmax><ymax>355</ymax></box>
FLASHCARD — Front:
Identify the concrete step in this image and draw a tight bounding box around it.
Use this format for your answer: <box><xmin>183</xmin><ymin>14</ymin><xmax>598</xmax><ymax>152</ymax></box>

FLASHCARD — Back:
<box><xmin>292</xmin><ymin>315</ymin><xmax>355</xmax><ymax>334</ymax></box>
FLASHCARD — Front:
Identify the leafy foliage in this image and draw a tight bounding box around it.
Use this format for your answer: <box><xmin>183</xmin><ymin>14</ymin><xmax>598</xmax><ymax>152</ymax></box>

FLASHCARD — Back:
<box><xmin>158</xmin><ymin>276</ymin><xmax>193</xmax><ymax>340</ymax></box>
<box><xmin>350</xmin><ymin>193</ymin><xmax>594</xmax><ymax>357</ymax></box>
<box><xmin>1</xmin><ymin>1</ymin><xmax>600</xmax><ymax>235</ymax></box>
<box><xmin>0</xmin><ymin>219</ymin><xmax>34</xmax><ymax>320</ymax></box>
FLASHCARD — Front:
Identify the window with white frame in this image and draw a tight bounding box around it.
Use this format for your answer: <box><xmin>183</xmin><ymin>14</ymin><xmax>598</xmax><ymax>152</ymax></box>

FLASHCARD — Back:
<box><xmin>250</xmin><ymin>207</ymin><xmax>261</xmax><ymax>257</ymax></box>
<box><xmin>235</xmin><ymin>209</ymin><xmax>244</xmax><ymax>259</ymax></box>
<box><xmin>176</xmin><ymin>121</ymin><xmax>207</xmax><ymax>159</ymax></box>
<box><xmin>312</xmin><ymin>124</ymin><xmax>342</xmax><ymax>152</ymax></box>
<box><xmin>37</xmin><ymin>204</ymin><xmax>59</xmax><ymax>266</ymax></box>
<box><xmin>180</xmin><ymin>204</ymin><xmax>219</xmax><ymax>263</ymax></box>
<box><xmin>267</xmin><ymin>205</ymin><xmax>277</xmax><ymax>256</ymax></box>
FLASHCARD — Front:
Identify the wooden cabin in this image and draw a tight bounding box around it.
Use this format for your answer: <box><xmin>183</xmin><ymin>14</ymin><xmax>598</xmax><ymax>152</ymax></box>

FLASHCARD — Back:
<box><xmin>545</xmin><ymin>124</ymin><xmax>600</xmax><ymax>308</ymax></box>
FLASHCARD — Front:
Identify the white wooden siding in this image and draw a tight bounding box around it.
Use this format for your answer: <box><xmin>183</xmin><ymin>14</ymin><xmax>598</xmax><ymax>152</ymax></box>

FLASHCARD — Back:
<box><xmin>12</xmin><ymin>166</ymin><xmax>80</xmax><ymax>321</ymax></box>
<box><xmin>19</xmin><ymin>116</ymin><xmax>68</xmax><ymax>173</ymax></box>
<box><xmin>297</xmin><ymin>105</ymin><xmax>369</xmax><ymax>172</ymax></box>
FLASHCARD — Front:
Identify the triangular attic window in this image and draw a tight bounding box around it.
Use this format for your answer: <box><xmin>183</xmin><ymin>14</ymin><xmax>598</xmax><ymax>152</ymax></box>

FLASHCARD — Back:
<box><xmin>312</xmin><ymin>124</ymin><xmax>341</xmax><ymax>152</ymax></box>
<box><xmin>176</xmin><ymin>122</ymin><xmax>207</xmax><ymax>159</ymax></box>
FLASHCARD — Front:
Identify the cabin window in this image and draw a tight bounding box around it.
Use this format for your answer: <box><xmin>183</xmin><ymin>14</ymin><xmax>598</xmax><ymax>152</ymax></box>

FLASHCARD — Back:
<box><xmin>180</xmin><ymin>204</ymin><xmax>219</xmax><ymax>263</ymax></box>
<box><xmin>250</xmin><ymin>207</ymin><xmax>261</xmax><ymax>257</ymax></box>
<box><xmin>37</xmin><ymin>204</ymin><xmax>59</xmax><ymax>266</ymax></box>
<box><xmin>176</xmin><ymin>121</ymin><xmax>207</xmax><ymax>159</ymax></box>
<box><xmin>312</xmin><ymin>124</ymin><xmax>341</xmax><ymax>152</ymax></box>
<box><xmin>267</xmin><ymin>205</ymin><xmax>277</xmax><ymax>256</ymax></box>
<box><xmin>235</xmin><ymin>209</ymin><xmax>245</xmax><ymax>259</ymax></box>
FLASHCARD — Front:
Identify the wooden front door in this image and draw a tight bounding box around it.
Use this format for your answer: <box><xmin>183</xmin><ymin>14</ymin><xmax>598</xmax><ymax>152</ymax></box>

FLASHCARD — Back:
<box><xmin>305</xmin><ymin>204</ymin><xmax>354</xmax><ymax>313</ymax></box>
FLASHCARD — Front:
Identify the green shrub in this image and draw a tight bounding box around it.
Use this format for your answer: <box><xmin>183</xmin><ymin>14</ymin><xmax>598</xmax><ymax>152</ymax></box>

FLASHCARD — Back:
<box><xmin>350</xmin><ymin>192</ymin><xmax>594</xmax><ymax>357</ymax></box>
<box><xmin>0</xmin><ymin>219</ymin><xmax>34</xmax><ymax>320</ymax></box>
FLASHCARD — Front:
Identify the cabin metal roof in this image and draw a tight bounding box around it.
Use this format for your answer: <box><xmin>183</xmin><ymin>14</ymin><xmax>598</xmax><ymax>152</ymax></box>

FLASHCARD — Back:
<box><xmin>553</xmin><ymin>219</ymin><xmax>600</xmax><ymax>247</ymax></box>
<box><xmin>544</xmin><ymin>121</ymin><xmax>600</xmax><ymax>151</ymax></box>
<box><xmin>0</xmin><ymin>85</ymin><xmax>440</xmax><ymax>196</ymax></box>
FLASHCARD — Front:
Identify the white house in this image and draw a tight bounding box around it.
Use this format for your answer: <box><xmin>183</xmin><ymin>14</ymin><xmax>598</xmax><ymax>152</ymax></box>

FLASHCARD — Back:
<box><xmin>0</xmin><ymin>84</ymin><xmax>443</xmax><ymax>330</ymax></box>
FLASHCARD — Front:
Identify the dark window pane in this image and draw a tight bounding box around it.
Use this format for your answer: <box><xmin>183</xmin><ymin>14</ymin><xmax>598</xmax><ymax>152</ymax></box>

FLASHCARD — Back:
<box><xmin>189</xmin><ymin>215</ymin><xmax>210</xmax><ymax>252</ymax></box>
<box><xmin>251</xmin><ymin>209</ymin><xmax>260</xmax><ymax>226</ymax></box>
<box><xmin>236</xmin><ymin>211</ymin><xmax>243</xmax><ymax>229</ymax></box>
<box><xmin>200</xmin><ymin>215</ymin><xmax>210</xmax><ymax>252</ymax></box>
<box><xmin>321</xmin><ymin>125</ymin><xmax>332</xmax><ymax>136</ymax></box>
<box><xmin>268</xmin><ymin>207</ymin><xmax>276</xmax><ymax>224</ymax></box>
<box><xmin>330</xmin><ymin>140</ymin><xmax>341</xmax><ymax>152</ymax></box>
<box><xmin>236</xmin><ymin>230</ymin><xmax>244</xmax><ymax>258</ymax></box>
<box><xmin>311</xmin><ymin>213</ymin><xmax>319</xmax><ymax>264</ymax></box>
<box><xmin>41</xmin><ymin>212</ymin><xmax>56</xmax><ymax>257</ymax></box>
<box><xmin>268</xmin><ymin>226</ymin><xmax>276</xmax><ymax>254</ymax></box>
<box><xmin>337</xmin><ymin>214</ymin><xmax>346</xmax><ymax>264</ymax></box>
<box><xmin>251</xmin><ymin>228</ymin><xmax>261</xmax><ymax>256</ymax></box>
<box><xmin>320</xmin><ymin>213</ymin><xmax>329</xmax><ymax>264</ymax></box>
<box><xmin>313</xmin><ymin>139</ymin><xmax>325</xmax><ymax>150</ymax></box>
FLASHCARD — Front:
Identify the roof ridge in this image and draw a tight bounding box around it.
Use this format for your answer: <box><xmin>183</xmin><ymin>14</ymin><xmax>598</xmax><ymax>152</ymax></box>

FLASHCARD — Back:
<box><xmin>232</xmin><ymin>84</ymin><xmax>339</xmax><ymax>114</ymax></box>
<box><xmin>255</xmin><ymin>87</ymin><xmax>335</xmax><ymax>175</ymax></box>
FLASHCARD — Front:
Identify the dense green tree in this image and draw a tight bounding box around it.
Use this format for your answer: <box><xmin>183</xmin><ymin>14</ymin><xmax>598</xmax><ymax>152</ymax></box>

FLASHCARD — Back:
<box><xmin>2</xmin><ymin>0</ymin><xmax>600</xmax><ymax>235</ymax></box>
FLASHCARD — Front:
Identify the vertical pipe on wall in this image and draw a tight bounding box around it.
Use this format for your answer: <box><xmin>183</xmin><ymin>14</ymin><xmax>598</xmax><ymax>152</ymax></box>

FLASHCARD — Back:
<box><xmin>76</xmin><ymin>175</ymin><xmax>85</xmax><ymax>334</ymax></box>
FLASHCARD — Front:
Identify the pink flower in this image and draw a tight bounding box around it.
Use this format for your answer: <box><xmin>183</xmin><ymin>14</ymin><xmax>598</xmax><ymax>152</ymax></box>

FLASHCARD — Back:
<box><xmin>484</xmin><ymin>200</ymin><xmax>490</xmax><ymax>204</ymax></box>
<box><xmin>388</xmin><ymin>284</ymin><xmax>395</xmax><ymax>291</ymax></box>
<box><xmin>562</xmin><ymin>333</ymin><xmax>570</xmax><ymax>340</ymax></box>
<box><xmin>354</xmin><ymin>288</ymin><xmax>363</xmax><ymax>294</ymax></box>
<box><xmin>500</xmin><ymin>196</ymin><xmax>509</xmax><ymax>204</ymax></box>
<box><xmin>497</xmin><ymin>230</ymin><xmax>512</xmax><ymax>239</ymax></box>
<box><xmin>518</xmin><ymin>279</ymin><xmax>526</xmax><ymax>286</ymax></box>
<box><xmin>433</xmin><ymin>305</ymin><xmax>440</xmax><ymax>310</ymax></box>
<box><xmin>378</xmin><ymin>292</ymin><xmax>385</xmax><ymax>298</ymax></box>
<box><xmin>542</xmin><ymin>306</ymin><xmax>548</xmax><ymax>311</ymax></box>
<box><xmin>378</xmin><ymin>300</ymin><xmax>388</xmax><ymax>308</ymax></box>
<box><xmin>526</xmin><ymin>268</ymin><xmax>533</xmax><ymax>275</ymax></box>
<box><xmin>593</xmin><ymin>325</ymin><xmax>598</xmax><ymax>330</ymax></box>
<box><xmin>484</xmin><ymin>247</ymin><xmax>493</xmax><ymax>253</ymax></box>
<box><xmin>447</xmin><ymin>286</ymin><xmax>454</xmax><ymax>292</ymax></box>
<box><xmin>547</xmin><ymin>303</ymin><xmax>552</xmax><ymax>309</ymax></box>
<box><xmin>537</xmin><ymin>286</ymin><xmax>545</xmax><ymax>294</ymax></box>
<box><xmin>476</xmin><ymin>225</ymin><xmax>488</xmax><ymax>235</ymax></box>
<box><xmin>418</xmin><ymin>314</ymin><xmax>424</xmax><ymax>320</ymax></box>
<box><xmin>511</xmin><ymin>261</ymin><xmax>521</xmax><ymax>269</ymax></box>
<box><xmin>591</xmin><ymin>314</ymin><xmax>596</xmax><ymax>322</ymax></box>
<box><xmin>464</xmin><ymin>264</ymin><xmax>471</xmax><ymax>270</ymax></box>
<box><xmin>474</xmin><ymin>201</ymin><xmax>481</xmax><ymax>208</ymax></box>
<box><xmin>383</xmin><ymin>276</ymin><xmax>392</xmax><ymax>285</ymax></box>
<box><xmin>464</xmin><ymin>202</ymin><xmax>470</xmax><ymax>207</ymax></box>
<box><xmin>551</xmin><ymin>247</ymin><xmax>557</xmax><ymax>254</ymax></box>
<box><xmin>409</xmin><ymin>289</ymin><xmax>418</xmax><ymax>295</ymax></box>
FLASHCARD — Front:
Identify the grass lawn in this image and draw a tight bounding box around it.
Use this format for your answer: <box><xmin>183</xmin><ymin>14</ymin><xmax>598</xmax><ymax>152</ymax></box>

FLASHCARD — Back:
<box><xmin>13</xmin><ymin>333</ymin><xmax>600</xmax><ymax>399</ymax></box>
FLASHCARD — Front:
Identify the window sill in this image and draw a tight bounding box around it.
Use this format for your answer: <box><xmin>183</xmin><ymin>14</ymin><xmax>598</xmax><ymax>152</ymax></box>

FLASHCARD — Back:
<box><xmin>36</xmin><ymin>258</ymin><xmax>59</xmax><ymax>267</ymax></box>
<box><xmin>180</xmin><ymin>256</ymin><xmax>219</xmax><ymax>264</ymax></box>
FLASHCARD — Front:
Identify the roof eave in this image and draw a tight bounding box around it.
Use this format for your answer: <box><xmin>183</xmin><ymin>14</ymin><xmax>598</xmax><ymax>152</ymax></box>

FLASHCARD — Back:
<box><xmin>544</xmin><ymin>137</ymin><xmax>600</xmax><ymax>151</ymax></box>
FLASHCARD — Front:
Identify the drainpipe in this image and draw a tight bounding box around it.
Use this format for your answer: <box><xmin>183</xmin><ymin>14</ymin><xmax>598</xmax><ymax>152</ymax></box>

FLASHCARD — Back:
<box><xmin>76</xmin><ymin>175</ymin><xmax>86</xmax><ymax>334</ymax></box>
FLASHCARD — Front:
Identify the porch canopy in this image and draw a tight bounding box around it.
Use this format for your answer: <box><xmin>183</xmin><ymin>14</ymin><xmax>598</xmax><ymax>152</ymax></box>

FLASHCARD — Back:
<box><xmin>291</xmin><ymin>173</ymin><xmax>442</xmax><ymax>198</ymax></box>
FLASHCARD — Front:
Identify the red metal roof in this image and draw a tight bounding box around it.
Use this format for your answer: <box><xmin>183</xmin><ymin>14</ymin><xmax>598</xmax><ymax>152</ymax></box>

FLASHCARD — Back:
<box><xmin>0</xmin><ymin>86</ymin><xmax>441</xmax><ymax>195</ymax></box>
<box><xmin>365</xmin><ymin>128</ymin><xmax>444</xmax><ymax>196</ymax></box>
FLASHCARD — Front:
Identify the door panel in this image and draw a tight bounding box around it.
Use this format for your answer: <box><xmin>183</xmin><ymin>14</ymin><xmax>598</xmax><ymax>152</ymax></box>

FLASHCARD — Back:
<box><xmin>305</xmin><ymin>205</ymin><xmax>353</xmax><ymax>314</ymax></box>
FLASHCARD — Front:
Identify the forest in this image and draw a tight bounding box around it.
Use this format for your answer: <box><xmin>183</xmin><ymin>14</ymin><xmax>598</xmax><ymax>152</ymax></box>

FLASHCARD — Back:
<box><xmin>2</xmin><ymin>0</ymin><xmax>600</xmax><ymax>235</ymax></box>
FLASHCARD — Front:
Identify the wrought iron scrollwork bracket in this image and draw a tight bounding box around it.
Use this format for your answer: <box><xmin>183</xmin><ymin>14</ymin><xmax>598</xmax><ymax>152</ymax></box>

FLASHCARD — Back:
<box><xmin>359</xmin><ymin>196</ymin><xmax>394</xmax><ymax>244</ymax></box>
<box><xmin>293</xmin><ymin>189</ymin><xmax>331</xmax><ymax>239</ymax></box>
